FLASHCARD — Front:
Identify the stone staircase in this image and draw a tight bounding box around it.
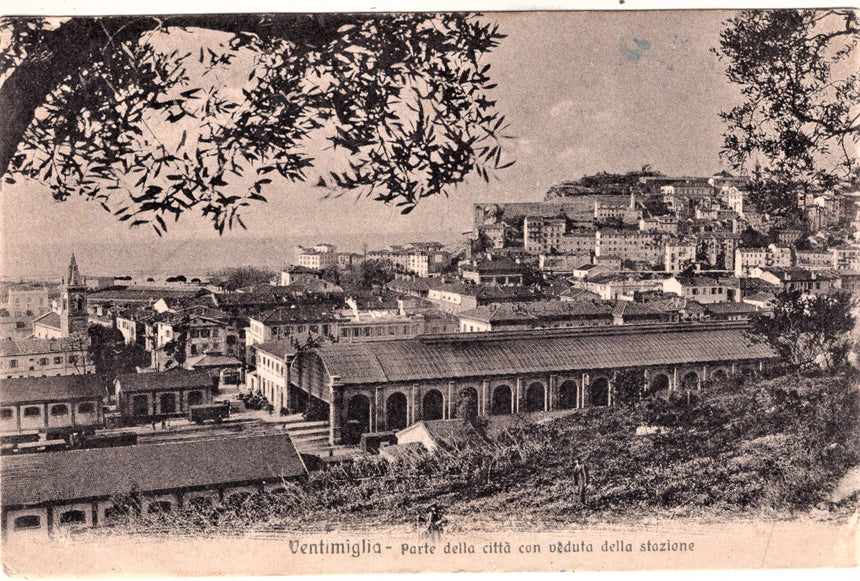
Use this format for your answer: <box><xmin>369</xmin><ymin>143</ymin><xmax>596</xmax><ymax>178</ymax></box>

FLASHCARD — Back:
<box><xmin>281</xmin><ymin>415</ymin><xmax>331</xmax><ymax>454</ymax></box>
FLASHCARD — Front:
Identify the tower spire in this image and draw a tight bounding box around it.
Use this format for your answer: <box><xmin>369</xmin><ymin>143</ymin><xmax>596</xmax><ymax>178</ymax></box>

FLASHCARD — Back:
<box><xmin>67</xmin><ymin>254</ymin><xmax>83</xmax><ymax>287</ymax></box>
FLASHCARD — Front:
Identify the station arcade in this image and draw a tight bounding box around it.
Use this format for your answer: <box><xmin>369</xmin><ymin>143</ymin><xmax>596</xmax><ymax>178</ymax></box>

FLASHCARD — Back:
<box><xmin>290</xmin><ymin>322</ymin><xmax>778</xmax><ymax>445</ymax></box>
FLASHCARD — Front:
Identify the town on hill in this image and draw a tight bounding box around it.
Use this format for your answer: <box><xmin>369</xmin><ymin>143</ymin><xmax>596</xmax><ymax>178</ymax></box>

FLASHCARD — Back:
<box><xmin>1</xmin><ymin>168</ymin><xmax>858</xmax><ymax>544</ymax></box>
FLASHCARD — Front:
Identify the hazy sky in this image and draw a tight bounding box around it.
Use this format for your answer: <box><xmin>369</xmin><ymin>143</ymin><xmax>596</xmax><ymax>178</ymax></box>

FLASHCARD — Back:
<box><xmin>0</xmin><ymin>10</ymin><xmax>743</xmax><ymax>253</ymax></box>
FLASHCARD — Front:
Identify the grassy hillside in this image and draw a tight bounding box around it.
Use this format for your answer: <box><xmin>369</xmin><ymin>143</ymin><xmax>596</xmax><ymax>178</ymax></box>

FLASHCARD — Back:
<box><xmin>97</xmin><ymin>371</ymin><xmax>860</xmax><ymax>536</ymax></box>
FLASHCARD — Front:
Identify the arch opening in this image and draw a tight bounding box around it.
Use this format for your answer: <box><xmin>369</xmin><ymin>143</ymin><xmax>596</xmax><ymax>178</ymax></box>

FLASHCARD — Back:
<box><xmin>524</xmin><ymin>382</ymin><xmax>545</xmax><ymax>412</ymax></box>
<box><xmin>589</xmin><ymin>377</ymin><xmax>610</xmax><ymax>407</ymax></box>
<box><xmin>491</xmin><ymin>385</ymin><xmax>512</xmax><ymax>415</ymax></box>
<box><xmin>422</xmin><ymin>389</ymin><xmax>444</xmax><ymax>421</ymax></box>
<box><xmin>386</xmin><ymin>392</ymin><xmax>408</xmax><ymax>431</ymax></box>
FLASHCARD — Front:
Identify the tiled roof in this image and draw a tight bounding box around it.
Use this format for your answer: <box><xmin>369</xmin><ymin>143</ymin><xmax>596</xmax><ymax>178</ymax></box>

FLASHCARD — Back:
<box><xmin>255</xmin><ymin>333</ymin><xmax>329</xmax><ymax>359</ymax></box>
<box><xmin>743</xmin><ymin>292</ymin><xmax>776</xmax><ymax>303</ymax></box>
<box><xmin>1</xmin><ymin>434</ymin><xmax>306</xmax><ymax>507</ymax></box>
<box><xmin>253</xmin><ymin>307</ymin><xmax>340</xmax><ymax>325</ymax></box>
<box><xmin>115</xmin><ymin>370</ymin><xmax>213</xmax><ymax>392</ymax></box>
<box><xmin>558</xmin><ymin>288</ymin><xmax>603</xmax><ymax>302</ymax></box>
<box><xmin>612</xmin><ymin>301</ymin><xmax>662</xmax><ymax>317</ymax></box>
<box><xmin>32</xmin><ymin>311</ymin><xmax>61</xmax><ymax>329</ymax></box>
<box><xmin>312</xmin><ymin>324</ymin><xmax>777</xmax><ymax>386</ymax></box>
<box><xmin>458</xmin><ymin>300</ymin><xmax>612</xmax><ymax>323</ymax></box>
<box><xmin>705</xmin><ymin>302</ymin><xmax>759</xmax><ymax>314</ymax></box>
<box><xmin>186</xmin><ymin>354</ymin><xmax>243</xmax><ymax>368</ymax></box>
<box><xmin>88</xmin><ymin>288</ymin><xmax>201</xmax><ymax>302</ymax></box>
<box><xmin>0</xmin><ymin>337</ymin><xmax>88</xmax><ymax>356</ymax></box>
<box><xmin>0</xmin><ymin>375</ymin><xmax>106</xmax><ymax>405</ymax></box>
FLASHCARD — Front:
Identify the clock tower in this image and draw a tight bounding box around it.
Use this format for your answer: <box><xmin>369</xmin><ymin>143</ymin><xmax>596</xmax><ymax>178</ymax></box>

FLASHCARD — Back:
<box><xmin>61</xmin><ymin>254</ymin><xmax>88</xmax><ymax>336</ymax></box>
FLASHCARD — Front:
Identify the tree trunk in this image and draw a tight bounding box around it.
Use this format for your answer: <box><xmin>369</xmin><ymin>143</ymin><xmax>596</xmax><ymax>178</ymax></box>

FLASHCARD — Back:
<box><xmin>0</xmin><ymin>14</ymin><xmax>364</xmax><ymax>176</ymax></box>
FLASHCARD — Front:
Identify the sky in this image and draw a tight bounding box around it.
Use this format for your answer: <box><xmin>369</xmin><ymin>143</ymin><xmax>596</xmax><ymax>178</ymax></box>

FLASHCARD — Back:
<box><xmin>0</xmin><ymin>10</ymin><xmax>745</xmax><ymax>257</ymax></box>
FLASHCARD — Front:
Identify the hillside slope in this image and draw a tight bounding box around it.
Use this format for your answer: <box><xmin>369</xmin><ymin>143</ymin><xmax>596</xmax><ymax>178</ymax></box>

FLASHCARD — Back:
<box><xmin>96</xmin><ymin>371</ymin><xmax>860</xmax><ymax>536</ymax></box>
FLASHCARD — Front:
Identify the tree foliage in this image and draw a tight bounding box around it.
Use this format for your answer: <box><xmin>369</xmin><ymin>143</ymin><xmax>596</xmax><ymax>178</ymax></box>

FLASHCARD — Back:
<box><xmin>753</xmin><ymin>289</ymin><xmax>857</xmax><ymax>372</ymax></box>
<box><xmin>87</xmin><ymin>324</ymin><xmax>149</xmax><ymax>389</ymax></box>
<box><xmin>161</xmin><ymin>315</ymin><xmax>190</xmax><ymax>368</ymax></box>
<box><xmin>210</xmin><ymin>266</ymin><xmax>275</xmax><ymax>290</ymax></box>
<box><xmin>714</xmin><ymin>10</ymin><xmax>859</xmax><ymax>191</ymax></box>
<box><xmin>0</xmin><ymin>14</ymin><xmax>512</xmax><ymax>234</ymax></box>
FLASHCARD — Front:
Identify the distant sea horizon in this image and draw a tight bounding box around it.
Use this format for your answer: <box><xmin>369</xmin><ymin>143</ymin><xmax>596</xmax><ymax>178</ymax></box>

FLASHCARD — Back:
<box><xmin>0</xmin><ymin>231</ymin><xmax>464</xmax><ymax>282</ymax></box>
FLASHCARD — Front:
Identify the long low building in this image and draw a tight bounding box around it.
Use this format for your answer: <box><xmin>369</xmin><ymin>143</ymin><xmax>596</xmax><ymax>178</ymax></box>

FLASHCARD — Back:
<box><xmin>291</xmin><ymin>322</ymin><xmax>778</xmax><ymax>444</ymax></box>
<box><xmin>1</xmin><ymin>433</ymin><xmax>306</xmax><ymax>540</ymax></box>
<box><xmin>1</xmin><ymin>375</ymin><xmax>106</xmax><ymax>441</ymax></box>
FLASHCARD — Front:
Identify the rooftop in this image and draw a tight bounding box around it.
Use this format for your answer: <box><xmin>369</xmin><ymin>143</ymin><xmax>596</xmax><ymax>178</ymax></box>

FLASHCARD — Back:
<box><xmin>309</xmin><ymin>323</ymin><xmax>777</xmax><ymax>386</ymax></box>
<box><xmin>115</xmin><ymin>370</ymin><xmax>213</xmax><ymax>392</ymax></box>
<box><xmin>32</xmin><ymin>311</ymin><xmax>61</xmax><ymax>329</ymax></box>
<box><xmin>458</xmin><ymin>300</ymin><xmax>612</xmax><ymax>323</ymax></box>
<box><xmin>0</xmin><ymin>337</ymin><xmax>89</xmax><ymax>357</ymax></box>
<box><xmin>0</xmin><ymin>375</ymin><xmax>107</xmax><ymax>405</ymax></box>
<box><xmin>1</xmin><ymin>434</ymin><xmax>306</xmax><ymax>508</ymax></box>
<box><xmin>252</xmin><ymin>307</ymin><xmax>340</xmax><ymax>325</ymax></box>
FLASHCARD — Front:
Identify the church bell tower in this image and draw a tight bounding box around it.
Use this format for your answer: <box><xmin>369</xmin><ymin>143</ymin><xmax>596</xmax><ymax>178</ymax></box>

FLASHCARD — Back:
<box><xmin>61</xmin><ymin>254</ymin><xmax>88</xmax><ymax>336</ymax></box>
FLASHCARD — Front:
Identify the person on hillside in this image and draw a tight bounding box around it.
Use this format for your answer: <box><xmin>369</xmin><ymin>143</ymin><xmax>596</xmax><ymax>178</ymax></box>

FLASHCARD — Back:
<box><xmin>573</xmin><ymin>456</ymin><xmax>589</xmax><ymax>505</ymax></box>
<box><xmin>423</xmin><ymin>503</ymin><xmax>447</xmax><ymax>541</ymax></box>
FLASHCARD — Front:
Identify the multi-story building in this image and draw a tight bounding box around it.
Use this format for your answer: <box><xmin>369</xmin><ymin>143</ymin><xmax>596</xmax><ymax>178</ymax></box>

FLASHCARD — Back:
<box><xmin>460</xmin><ymin>257</ymin><xmax>526</xmax><ymax>286</ymax></box>
<box><xmin>477</xmin><ymin>224</ymin><xmax>508</xmax><ymax>250</ymax></box>
<box><xmin>278</xmin><ymin>266</ymin><xmax>321</xmax><ymax>286</ymax></box>
<box><xmin>664</xmin><ymin>240</ymin><xmax>697</xmax><ymax>273</ymax></box>
<box><xmin>0</xmin><ymin>312</ymin><xmax>34</xmax><ymax>342</ymax></box>
<box><xmin>662</xmin><ymin>275</ymin><xmax>742</xmax><ymax>304</ymax></box>
<box><xmin>336</xmin><ymin>252</ymin><xmax>364</xmax><ymax>269</ymax></box>
<box><xmin>523</xmin><ymin>216</ymin><xmax>567</xmax><ymax>254</ymax></box>
<box><xmin>154</xmin><ymin>312</ymin><xmax>241</xmax><ymax>363</ymax></box>
<box><xmin>639</xmin><ymin>216</ymin><xmax>679</xmax><ymax>235</ymax></box>
<box><xmin>557</xmin><ymin>231</ymin><xmax>597</xmax><ymax>256</ymax></box>
<box><xmin>248</xmin><ymin>339</ymin><xmax>293</xmax><ymax>413</ymax></box>
<box><xmin>795</xmin><ymin>250</ymin><xmax>834</xmax><ymax>269</ymax></box>
<box><xmin>734</xmin><ymin>245</ymin><xmax>792</xmax><ymax>277</ymax></box>
<box><xmin>367</xmin><ymin>245</ymin><xmax>451</xmax><ymax>278</ymax></box>
<box><xmin>593</xmin><ymin>199</ymin><xmax>642</xmax><ymax>225</ymax></box>
<box><xmin>595</xmin><ymin>230</ymin><xmax>664</xmax><ymax>266</ymax></box>
<box><xmin>0</xmin><ymin>284</ymin><xmax>50</xmax><ymax>317</ymax></box>
<box><xmin>831</xmin><ymin>245</ymin><xmax>860</xmax><ymax>272</ymax></box>
<box><xmin>0</xmin><ymin>337</ymin><xmax>92</xmax><ymax>379</ymax></box>
<box><xmin>427</xmin><ymin>282</ymin><xmax>542</xmax><ymax>314</ymax></box>
<box><xmin>246</xmin><ymin>307</ymin><xmax>340</xmax><ymax>349</ymax></box>
<box><xmin>719</xmin><ymin>185</ymin><xmax>745</xmax><ymax>217</ymax></box>
<box><xmin>751</xmin><ymin>267</ymin><xmax>842</xmax><ymax>295</ymax></box>
<box><xmin>294</xmin><ymin>244</ymin><xmax>337</xmax><ymax>270</ymax></box>
<box><xmin>573</xmin><ymin>273</ymin><xmax>667</xmax><ymax>301</ymax></box>
<box><xmin>698</xmin><ymin>233</ymin><xmax>740</xmax><ymax>271</ymax></box>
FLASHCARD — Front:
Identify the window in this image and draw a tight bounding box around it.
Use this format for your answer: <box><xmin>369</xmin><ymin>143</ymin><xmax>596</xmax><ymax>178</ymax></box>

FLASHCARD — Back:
<box><xmin>9</xmin><ymin>359</ymin><xmax>17</xmax><ymax>368</ymax></box>
<box><xmin>59</xmin><ymin>510</ymin><xmax>86</xmax><ymax>525</ymax></box>
<box><xmin>38</xmin><ymin>358</ymin><xmax>48</xmax><ymax>365</ymax></box>
<box><xmin>23</xmin><ymin>406</ymin><xmax>41</xmax><ymax>417</ymax></box>
<box><xmin>14</xmin><ymin>515</ymin><xmax>41</xmax><ymax>530</ymax></box>
<box><xmin>54</xmin><ymin>356</ymin><xmax>63</xmax><ymax>364</ymax></box>
<box><xmin>68</xmin><ymin>355</ymin><xmax>78</xmax><ymax>364</ymax></box>
<box><xmin>77</xmin><ymin>402</ymin><xmax>95</xmax><ymax>414</ymax></box>
<box><xmin>1</xmin><ymin>408</ymin><xmax>13</xmax><ymax>419</ymax></box>
<box><xmin>50</xmin><ymin>404</ymin><xmax>69</xmax><ymax>417</ymax></box>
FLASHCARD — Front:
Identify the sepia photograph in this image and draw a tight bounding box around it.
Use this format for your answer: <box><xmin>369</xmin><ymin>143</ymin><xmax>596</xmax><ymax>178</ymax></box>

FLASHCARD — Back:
<box><xmin>0</xmin><ymin>2</ymin><xmax>858</xmax><ymax>576</ymax></box>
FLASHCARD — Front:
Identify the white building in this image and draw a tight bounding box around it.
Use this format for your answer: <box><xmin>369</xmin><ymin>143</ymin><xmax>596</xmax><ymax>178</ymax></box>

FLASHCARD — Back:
<box><xmin>734</xmin><ymin>245</ymin><xmax>792</xmax><ymax>277</ymax></box>
<box><xmin>294</xmin><ymin>244</ymin><xmax>337</xmax><ymax>270</ymax></box>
